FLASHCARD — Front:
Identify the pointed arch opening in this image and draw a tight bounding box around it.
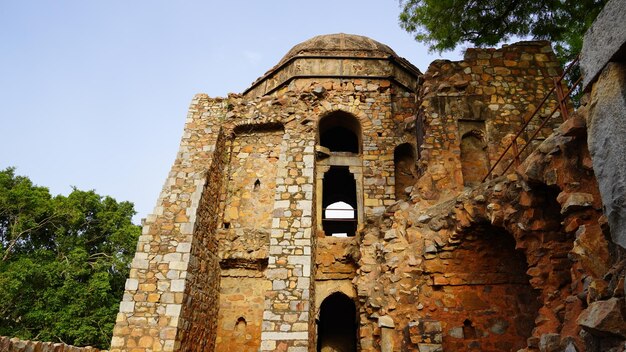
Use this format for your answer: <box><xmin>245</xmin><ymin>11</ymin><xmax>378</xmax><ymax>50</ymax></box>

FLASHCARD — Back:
<box><xmin>319</xmin><ymin>111</ymin><xmax>361</xmax><ymax>154</ymax></box>
<box><xmin>317</xmin><ymin>292</ymin><xmax>357</xmax><ymax>352</ymax></box>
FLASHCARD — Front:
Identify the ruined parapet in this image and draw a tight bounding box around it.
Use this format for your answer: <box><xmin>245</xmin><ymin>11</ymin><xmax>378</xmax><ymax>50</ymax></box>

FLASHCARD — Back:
<box><xmin>415</xmin><ymin>41</ymin><xmax>563</xmax><ymax>204</ymax></box>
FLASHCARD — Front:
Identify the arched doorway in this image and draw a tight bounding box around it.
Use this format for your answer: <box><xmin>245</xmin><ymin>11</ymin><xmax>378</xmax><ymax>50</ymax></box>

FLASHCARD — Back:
<box><xmin>317</xmin><ymin>292</ymin><xmax>357</xmax><ymax>352</ymax></box>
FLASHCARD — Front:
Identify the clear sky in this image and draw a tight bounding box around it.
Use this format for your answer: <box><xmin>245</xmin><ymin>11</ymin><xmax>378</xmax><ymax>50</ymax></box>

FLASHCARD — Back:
<box><xmin>0</xmin><ymin>1</ymin><xmax>464</xmax><ymax>223</ymax></box>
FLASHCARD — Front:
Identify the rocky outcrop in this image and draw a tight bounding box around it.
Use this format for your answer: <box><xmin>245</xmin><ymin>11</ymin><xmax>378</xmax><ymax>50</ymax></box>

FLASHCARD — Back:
<box><xmin>586</xmin><ymin>62</ymin><xmax>626</xmax><ymax>249</ymax></box>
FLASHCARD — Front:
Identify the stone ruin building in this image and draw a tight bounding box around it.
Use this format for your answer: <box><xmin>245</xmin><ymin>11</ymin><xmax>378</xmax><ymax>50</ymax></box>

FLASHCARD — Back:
<box><xmin>106</xmin><ymin>2</ymin><xmax>626</xmax><ymax>351</ymax></box>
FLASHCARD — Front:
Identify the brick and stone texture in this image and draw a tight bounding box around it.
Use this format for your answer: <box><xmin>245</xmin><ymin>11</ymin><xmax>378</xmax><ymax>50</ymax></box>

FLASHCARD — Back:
<box><xmin>414</xmin><ymin>41</ymin><xmax>564</xmax><ymax>204</ymax></box>
<box><xmin>110</xmin><ymin>95</ymin><xmax>228</xmax><ymax>351</ymax></box>
<box><xmin>354</xmin><ymin>112</ymin><xmax>625</xmax><ymax>351</ymax></box>
<box><xmin>109</xmin><ymin>32</ymin><xmax>626</xmax><ymax>352</ymax></box>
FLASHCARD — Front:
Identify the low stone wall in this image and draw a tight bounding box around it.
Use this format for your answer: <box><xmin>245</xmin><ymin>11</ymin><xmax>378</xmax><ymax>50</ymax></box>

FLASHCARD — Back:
<box><xmin>0</xmin><ymin>336</ymin><xmax>107</xmax><ymax>352</ymax></box>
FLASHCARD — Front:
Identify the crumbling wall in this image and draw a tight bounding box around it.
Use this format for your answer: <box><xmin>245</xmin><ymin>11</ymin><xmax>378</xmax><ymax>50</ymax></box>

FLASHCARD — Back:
<box><xmin>0</xmin><ymin>337</ymin><xmax>106</xmax><ymax>352</ymax></box>
<box><xmin>315</xmin><ymin>237</ymin><xmax>359</xmax><ymax>280</ymax></box>
<box><xmin>415</xmin><ymin>41</ymin><xmax>562</xmax><ymax>204</ymax></box>
<box><xmin>355</xmin><ymin>112</ymin><xmax>626</xmax><ymax>351</ymax></box>
<box><xmin>221</xmin><ymin>127</ymin><xmax>283</xmax><ymax>230</ymax></box>
<box><xmin>210</xmin><ymin>77</ymin><xmax>418</xmax><ymax>350</ymax></box>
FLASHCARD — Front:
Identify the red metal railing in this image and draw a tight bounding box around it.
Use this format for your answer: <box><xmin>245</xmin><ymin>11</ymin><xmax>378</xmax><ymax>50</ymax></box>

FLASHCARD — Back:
<box><xmin>482</xmin><ymin>55</ymin><xmax>582</xmax><ymax>181</ymax></box>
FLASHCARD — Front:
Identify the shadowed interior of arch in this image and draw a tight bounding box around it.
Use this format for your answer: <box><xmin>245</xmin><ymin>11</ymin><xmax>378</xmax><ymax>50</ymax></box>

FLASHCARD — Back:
<box><xmin>322</xmin><ymin>166</ymin><xmax>357</xmax><ymax>236</ymax></box>
<box><xmin>319</xmin><ymin>111</ymin><xmax>361</xmax><ymax>153</ymax></box>
<box><xmin>317</xmin><ymin>292</ymin><xmax>357</xmax><ymax>352</ymax></box>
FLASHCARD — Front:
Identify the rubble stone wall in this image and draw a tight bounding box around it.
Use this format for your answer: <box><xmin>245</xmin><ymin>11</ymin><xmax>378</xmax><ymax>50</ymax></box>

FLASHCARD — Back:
<box><xmin>210</xmin><ymin>77</ymin><xmax>418</xmax><ymax>350</ymax></box>
<box><xmin>0</xmin><ymin>337</ymin><xmax>106</xmax><ymax>352</ymax></box>
<box><xmin>110</xmin><ymin>95</ymin><xmax>228</xmax><ymax>352</ymax></box>
<box><xmin>215</xmin><ymin>277</ymin><xmax>270</xmax><ymax>352</ymax></box>
<box><xmin>221</xmin><ymin>128</ymin><xmax>284</xmax><ymax>230</ymax></box>
<box><xmin>106</xmin><ymin>32</ymin><xmax>626</xmax><ymax>352</ymax></box>
<box><xmin>415</xmin><ymin>41</ymin><xmax>563</xmax><ymax>204</ymax></box>
<box><xmin>176</xmin><ymin>127</ymin><xmax>228</xmax><ymax>352</ymax></box>
<box><xmin>355</xmin><ymin>109</ymin><xmax>625</xmax><ymax>351</ymax></box>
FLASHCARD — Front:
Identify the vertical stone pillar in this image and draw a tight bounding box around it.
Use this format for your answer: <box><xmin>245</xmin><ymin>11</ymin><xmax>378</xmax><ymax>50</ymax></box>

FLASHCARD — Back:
<box><xmin>110</xmin><ymin>94</ymin><xmax>228</xmax><ymax>352</ymax></box>
<box><xmin>260</xmin><ymin>133</ymin><xmax>316</xmax><ymax>352</ymax></box>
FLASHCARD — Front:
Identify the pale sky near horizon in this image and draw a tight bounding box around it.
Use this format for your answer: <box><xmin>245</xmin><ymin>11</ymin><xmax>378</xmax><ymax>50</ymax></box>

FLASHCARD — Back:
<box><xmin>0</xmin><ymin>1</ymin><xmax>466</xmax><ymax>223</ymax></box>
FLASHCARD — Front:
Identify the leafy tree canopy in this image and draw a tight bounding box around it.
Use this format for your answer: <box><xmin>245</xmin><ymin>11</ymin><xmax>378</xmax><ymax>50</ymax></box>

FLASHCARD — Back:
<box><xmin>0</xmin><ymin>167</ymin><xmax>140</xmax><ymax>348</ymax></box>
<box><xmin>399</xmin><ymin>0</ymin><xmax>607</xmax><ymax>61</ymax></box>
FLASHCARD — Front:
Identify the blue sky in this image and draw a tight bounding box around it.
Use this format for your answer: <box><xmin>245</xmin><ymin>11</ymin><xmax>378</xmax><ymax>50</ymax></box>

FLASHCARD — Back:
<box><xmin>0</xmin><ymin>1</ymin><xmax>464</xmax><ymax>223</ymax></box>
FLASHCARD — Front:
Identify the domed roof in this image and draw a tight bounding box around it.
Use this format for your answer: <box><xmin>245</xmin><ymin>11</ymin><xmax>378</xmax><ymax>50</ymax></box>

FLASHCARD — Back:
<box><xmin>277</xmin><ymin>33</ymin><xmax>399</xmax><ymax>66</ymax></box>
<box><xmin>243</xmin><ymin>33</ymin><xmax>421</xmax><ymax>97</ymax></box>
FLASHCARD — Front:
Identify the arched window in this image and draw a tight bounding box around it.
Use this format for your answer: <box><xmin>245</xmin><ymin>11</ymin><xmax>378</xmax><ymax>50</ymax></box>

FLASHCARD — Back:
<box><xmin>317</xmin><ymin>292</ymin><xmax>357</xmax><ymax>352</ymax></box>
<box><xmin>324</xmin><ymin>201</ymin><xmax>355</xmax><ymax>237</ymax></box>
<box><xmin>319</xmin><ymin>111</ymin><xmax>361</xmax><ymax>154</ymax></box>
<box><xmin>322</xmin><ymin>167</ymin><xmax>357</xmax><ymax>237</ymax></box>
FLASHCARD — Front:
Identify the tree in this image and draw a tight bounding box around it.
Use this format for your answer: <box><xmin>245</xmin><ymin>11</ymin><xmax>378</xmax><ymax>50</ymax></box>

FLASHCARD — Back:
<box><xmin>399</xmin><ymin>0</ymin><xmax>607</xmax><ymax>61</ymax></box>
<box><xmin>0</xmin><ymin>168</ymin><xmax>140</xmax><ymax>348</ymax></box>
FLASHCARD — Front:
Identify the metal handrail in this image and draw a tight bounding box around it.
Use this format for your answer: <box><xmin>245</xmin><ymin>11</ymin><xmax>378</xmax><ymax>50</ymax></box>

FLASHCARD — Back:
<box><xmin>482</xmin><ymin>55</ymin><xmax>581</xmax><ymax>182</ymax></box>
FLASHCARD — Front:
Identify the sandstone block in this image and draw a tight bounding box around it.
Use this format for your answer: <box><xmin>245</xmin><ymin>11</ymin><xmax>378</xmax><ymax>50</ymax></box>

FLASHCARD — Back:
<box><xmin>577</xmin><ymin>297</ymin><xmax>626</xmax><ymax>338</ymax></box>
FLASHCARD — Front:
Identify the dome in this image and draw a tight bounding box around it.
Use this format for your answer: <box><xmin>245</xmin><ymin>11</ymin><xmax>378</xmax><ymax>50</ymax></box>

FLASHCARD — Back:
<box><xmin>277</xmin><ymin>33</ymin><xmax>399</xmax><ymax>66</ymax></box>
<box><xmin>243</xmin><ymin>33</ymin><xmax>421</xmax><ymax>97</ymax></box>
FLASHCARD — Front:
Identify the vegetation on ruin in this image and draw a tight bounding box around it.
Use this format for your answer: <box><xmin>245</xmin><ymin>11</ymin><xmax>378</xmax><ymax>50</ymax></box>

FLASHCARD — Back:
<box><xmin>0</xmin><ymin>168</ymin><xmax>139</xmax><ymax>348</ymax></box>
<box><xmin>399</xmin><ymin>0</ymin><xmax>608</xmax><ymax>61</ymax></box>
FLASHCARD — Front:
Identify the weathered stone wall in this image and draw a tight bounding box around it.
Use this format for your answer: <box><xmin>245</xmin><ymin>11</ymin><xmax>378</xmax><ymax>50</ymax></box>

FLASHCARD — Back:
<box><xmin>415</xmin><ymin>41</ymin><xmax>562</xmax><ymax>204</ymax></box>
<box><xmin>221</xmin><ymin>128</ymin><xmax>283</xmax><ymax>230</ymax></box>
<box><xmin>175</xmin><ymin>127</ymin><xmax>228</xmax><ymax>352</ymax></box>
<box><xmin>107</xmin><ymin>32</ymin><xmax>626</xmax><ymax>352</ymax></box>
<box><xmin>354</xmin><ymin>111</ymin><xmax>626</xmax><ymax>351</ymax></box>
<box><xmin>215</xmin><ymin>277</ymin><xmax>270</xmax><ymax>352</ymax></box>
<box><xmin>110</xmin><ymin>95</ymin><xmax>228</xmax><ymax>352</ymax></box>
<box><xmin>0</xmin><ymin>337</ymin><xmax>106</xmax><ymax>352</ymax></box>
<box><xmin>211</xmin><ymin>76</ymin><xmax>418</xmax><ymax>350</ymax></box>
<box><xmin>315</xmin><ymin>237</ymin><xmax>359</xmax><ymax>280</ymax></box>
<box><xmin>285</xmin><ymin>78</ymin><xmax>417</xmax><ymax>218</ymax></box>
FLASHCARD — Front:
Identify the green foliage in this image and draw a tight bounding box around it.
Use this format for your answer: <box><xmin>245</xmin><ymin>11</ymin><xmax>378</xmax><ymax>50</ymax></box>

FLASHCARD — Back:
<box><xmin>0</xmin><ymin>168</ymin><xmax>140</xmax><ymax>348</ymax></box>
<box><xmin>399</xmin><ymin>0</ymin><xmax>607</xmax><ymax>61</ymax></box>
